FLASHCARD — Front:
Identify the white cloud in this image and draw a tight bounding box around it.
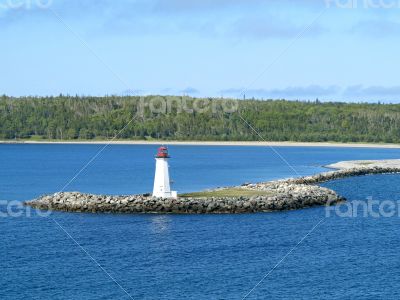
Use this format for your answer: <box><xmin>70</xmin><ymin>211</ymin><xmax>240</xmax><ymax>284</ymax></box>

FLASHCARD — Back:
<box><xmin>221</xmin><ymin>85</ymin><xmax>339</xmax><ymax>99</ymax></box>
<box><xmin>221</xmin><ymin>85</ymin><xmax>400</xmax><ymax>102</ymax></box>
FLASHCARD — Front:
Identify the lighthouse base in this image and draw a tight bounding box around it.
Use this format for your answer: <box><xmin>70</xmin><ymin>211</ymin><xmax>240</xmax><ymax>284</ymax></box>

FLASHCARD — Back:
<box><xmin>153</xmin><ymin>191</ymin><xmax>177</xmax><ymax>199</ymax></box>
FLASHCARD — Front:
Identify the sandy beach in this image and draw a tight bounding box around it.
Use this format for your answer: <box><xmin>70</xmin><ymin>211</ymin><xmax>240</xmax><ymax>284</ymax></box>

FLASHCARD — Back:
<box><xmin>2</xmin><ymin>140</ymin><xmax>400</xmax><ymax>148</ymax></box>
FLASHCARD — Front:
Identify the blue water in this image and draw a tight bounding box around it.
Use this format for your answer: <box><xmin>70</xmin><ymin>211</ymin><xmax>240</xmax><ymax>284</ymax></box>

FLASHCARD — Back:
<box><xmin>2</xmin><ymin>144</ymin><xmax>400</xmax><ymax>299</ymax></box>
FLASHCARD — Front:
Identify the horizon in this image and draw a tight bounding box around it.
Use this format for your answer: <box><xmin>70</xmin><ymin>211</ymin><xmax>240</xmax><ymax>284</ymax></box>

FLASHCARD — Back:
<box><xmin>1</xmin><ymin>0</ymin><xmax>400</xmax><ymax>102</ymax></box>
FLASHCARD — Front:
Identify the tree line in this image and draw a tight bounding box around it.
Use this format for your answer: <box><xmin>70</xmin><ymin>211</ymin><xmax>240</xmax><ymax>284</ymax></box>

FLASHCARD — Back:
<box><xmin>1</xmin><ymin>94</ymin><xmax>400</xmax><ymax>143</ymax></box>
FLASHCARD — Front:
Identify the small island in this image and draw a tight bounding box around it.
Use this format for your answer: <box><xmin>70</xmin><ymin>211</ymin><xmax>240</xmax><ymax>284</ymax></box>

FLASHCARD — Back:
<box><xmin>24</xmin><ymin>159</ymin><xmax>400</xmax><ymax>214</ymax></box>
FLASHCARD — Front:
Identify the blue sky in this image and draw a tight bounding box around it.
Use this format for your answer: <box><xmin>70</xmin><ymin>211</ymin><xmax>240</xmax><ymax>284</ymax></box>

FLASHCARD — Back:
<box><xmin>1</xmin><ymin>0</ymin><xmax>400</xmax><ymax>102</ymax></box>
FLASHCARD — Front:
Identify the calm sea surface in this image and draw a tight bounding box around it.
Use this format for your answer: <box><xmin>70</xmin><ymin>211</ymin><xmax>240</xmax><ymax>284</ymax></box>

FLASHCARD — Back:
<box><xmin>1</xmin><ymin>144</ymin><xmax>400</xmax><ymax>299</ymax></box>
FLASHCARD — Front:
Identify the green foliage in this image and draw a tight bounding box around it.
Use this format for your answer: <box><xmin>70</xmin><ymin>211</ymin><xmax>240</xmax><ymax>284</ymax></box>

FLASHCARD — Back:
<box><xmin>180</xmin><ymin>188</ymin><xmax>273</xmax><ymax>198</ymax></box>
<box><xmin>1</xmin><ymin>95</ymin><xmax>400</xmax><ymax>143</ymax></box>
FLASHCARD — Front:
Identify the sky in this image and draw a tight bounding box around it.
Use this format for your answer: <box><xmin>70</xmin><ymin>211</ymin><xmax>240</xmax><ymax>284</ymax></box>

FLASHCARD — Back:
<box><xmin>1</xmin><ymin>0</ymin><xmax>400</xmax><ymax>102</ymax></box>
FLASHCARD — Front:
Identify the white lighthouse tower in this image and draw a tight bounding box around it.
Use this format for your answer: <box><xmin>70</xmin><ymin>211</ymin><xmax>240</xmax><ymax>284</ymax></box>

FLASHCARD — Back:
<box><xmin>152</xmin><ymin>146</ymin><xmax>177</xmax><ymax>199</ymax></box>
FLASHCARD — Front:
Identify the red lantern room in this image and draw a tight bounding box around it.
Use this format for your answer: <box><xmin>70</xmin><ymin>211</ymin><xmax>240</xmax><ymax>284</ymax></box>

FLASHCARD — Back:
<box><xmin>156</xmin><ymin>146</ymin><xmax>170</xmax><ymax>158</ymax></box>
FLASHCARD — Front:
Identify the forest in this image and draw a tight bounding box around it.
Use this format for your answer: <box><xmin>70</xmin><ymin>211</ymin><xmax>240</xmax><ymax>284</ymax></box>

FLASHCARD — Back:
<box><xmin>1</xmin><ymin>94</ymin><xmax>400</xmax><ymax>143</ymax></box>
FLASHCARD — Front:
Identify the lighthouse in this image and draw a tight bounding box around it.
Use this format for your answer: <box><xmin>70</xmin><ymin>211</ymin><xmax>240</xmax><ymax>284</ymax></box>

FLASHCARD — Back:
<box><xmin>152</xmin><ymin>146</ymin><xmax>177</xmax><ymax>199</ymax></box>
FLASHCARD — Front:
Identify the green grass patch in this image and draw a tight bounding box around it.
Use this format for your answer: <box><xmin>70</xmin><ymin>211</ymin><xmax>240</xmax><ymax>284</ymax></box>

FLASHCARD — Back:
<box><xmin>180</xmin><ymin>188</ymin><xmax>272</xmax><ymax>198</ymax></box>
<box><xmin>357</xmin><ymin>162</ymin><xmax>374</xmax><ymax>165</ymax></box>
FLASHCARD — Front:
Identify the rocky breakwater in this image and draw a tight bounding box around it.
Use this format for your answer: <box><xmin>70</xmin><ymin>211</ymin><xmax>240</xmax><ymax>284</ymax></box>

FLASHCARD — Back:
<box><xmin>25</xmin><ymin>182</ymin><xmax>344</xmax><ymax>214</ymax></box>
<box><xmin>245</xmin><ymin>161</ymin><xmax>400</xmax><ymax>193</ymax></box>
<box><xmin>290</xmin><ymin>162</ymin><xmax>400</xmax><ymax>185</ymax></box>
<box><xmin>27</xmin><ymin>159</ymin><xmax>400</xmax><ymax>215</ymax></box>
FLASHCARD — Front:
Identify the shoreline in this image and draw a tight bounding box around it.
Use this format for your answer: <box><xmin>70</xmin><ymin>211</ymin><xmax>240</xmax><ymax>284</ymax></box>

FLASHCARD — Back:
<box><xmin>2</xmin><ymin>140</ymin><xmax>400</xmax><ymax>149</ymax></box>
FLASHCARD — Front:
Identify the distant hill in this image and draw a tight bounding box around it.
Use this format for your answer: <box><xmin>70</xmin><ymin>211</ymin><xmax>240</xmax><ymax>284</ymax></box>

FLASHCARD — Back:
<box><xmin>1</xmin><ymin>95</ymin><xmax>400</xmax><ymax>143</ymax></box>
